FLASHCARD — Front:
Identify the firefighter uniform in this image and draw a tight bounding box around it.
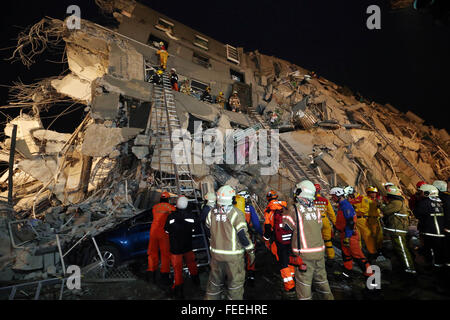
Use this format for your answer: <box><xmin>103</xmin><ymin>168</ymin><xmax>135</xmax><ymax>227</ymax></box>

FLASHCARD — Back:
<box><xmin>367</xmin><ymin>197</ymin><xmax>383</xmax><ymax>252</ymax></box>
<box><xmin>215</xmin><ymin>92</ymin><xmax>226</xmax><ymax>108</ymax></box>
<box><xmin>349</xmin><ymin>194</ymin><xmax>377</xmax><ymax>257</ymax></box>
<box><xmin>147</xmin><ymin>200</ymin><xmax>176</xmax><ymax>275</ymax></box>
<box><xmin>335</xmin><ymin>199</ymin><xmax>373</xmax><ymax>277</ymax></box>
<box><xmin>205</xmin><ymin>205</ymin><xmax>254</xmax><ymax>300</ymax></box>
<box><xmin>156</xmin><ymin>47</ymin><xmax>169</xmax><ymax>70</ymax></box>
<box><xmin>314</xmin><ymin>193</ymin><xmax>336</xmax><ymax>259</ymax></box>
<box><xmin>414</xmin><ymin>196</ymin><xmax>448</xmax><ymax>268</ymax></box>
<box><xmin>229</xmin><ymin>93</ymin><xmax>241</xmax><ymax>112</ymax></box>
<box><xmin>283</xmin><ymin>199</ymin><xmax>334</xmax><ymax>300</ymax></box>
<box><xmin>381</xmin><ymin>195</ymin><xmax>416</xmax><ymax>274</ymax></box>
<box><xmin>164</xmin><ymin>201</ymin><xmax>199</xmax><ymax>296</ymax></box>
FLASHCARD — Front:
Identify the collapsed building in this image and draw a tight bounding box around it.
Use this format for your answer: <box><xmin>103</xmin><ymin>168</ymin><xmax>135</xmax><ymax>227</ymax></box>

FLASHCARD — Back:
<box><xmin>0</xmin><ymin>0</ymin><xmax>448</xmax><ymax>290</ymax></box>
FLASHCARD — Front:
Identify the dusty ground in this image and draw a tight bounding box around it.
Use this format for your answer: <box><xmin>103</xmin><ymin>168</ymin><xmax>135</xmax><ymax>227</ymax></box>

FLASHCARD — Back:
<box><xmin>62</xmin><ymin>238</ymin><xmax>450</xmax><ymax>300</ymax></box>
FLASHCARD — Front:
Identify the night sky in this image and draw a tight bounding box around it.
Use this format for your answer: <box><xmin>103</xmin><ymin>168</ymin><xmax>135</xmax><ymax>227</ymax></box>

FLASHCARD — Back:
<box><xmin>1</xmin><ymin>0</ymin><xmax>449</xmax><ymax>130</ymax></box>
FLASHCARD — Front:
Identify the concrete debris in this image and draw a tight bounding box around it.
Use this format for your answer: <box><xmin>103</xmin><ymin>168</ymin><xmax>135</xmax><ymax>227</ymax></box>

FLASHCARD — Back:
<box><xmin>81</xmin><ymin>124</ymin><xmax>143</xmax><ymax>157</ymax></box>
<box><xmin>0</xmin><ymin>6</ymin><xmax>448</xmax><ymax>286</ymax></box>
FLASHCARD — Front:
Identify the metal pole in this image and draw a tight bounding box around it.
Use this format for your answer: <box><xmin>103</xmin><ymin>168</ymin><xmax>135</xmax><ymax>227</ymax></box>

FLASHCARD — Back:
<box><xmin>56</xmin><ymin>234</ymin><xmax>66</xmax><ymax>275</ymax></box>
<box><xmin>8</xmin><ymin>125</ymin><xmax>17</xmax><ymax>206</ymax></box>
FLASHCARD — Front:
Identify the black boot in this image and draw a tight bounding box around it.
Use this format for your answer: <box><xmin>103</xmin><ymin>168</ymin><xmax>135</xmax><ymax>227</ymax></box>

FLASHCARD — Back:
<box><xmin>145</xmin><ymin>271</ymin><xmax>156</xmax><ymax>283</ymax></box>
<box><xmin>160</xmin><ymin>272</ymin><xmax>172</xmax><ymax>286</ymax></box>
<box><xmin>191</xmin><ymin>274</ymin><xmax>200</xmax><ymax>287</ymax></box>
<box><xmin>172</xmin><ymin>284</ymin><xmax>184</xmax><ymax>300</ymax></box>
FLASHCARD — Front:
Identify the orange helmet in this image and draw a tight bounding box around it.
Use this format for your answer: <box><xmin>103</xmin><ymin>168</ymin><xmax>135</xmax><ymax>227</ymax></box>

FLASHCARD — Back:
<box><xmin>161</xmin><ymin>191</ymin><xmax>170</xmax><ymax>199</ymax></box>
<box><xmin>266</xmin><ymin>190</ymin><xmax>278</xmax><ymax>201</ymax></box>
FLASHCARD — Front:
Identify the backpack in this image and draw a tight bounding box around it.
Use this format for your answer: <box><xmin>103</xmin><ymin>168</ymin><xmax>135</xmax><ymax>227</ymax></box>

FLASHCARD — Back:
<box><xmin>273</xmin><ymin>207</ymin><xmax>292</xmax><ymax>244</ymax></box>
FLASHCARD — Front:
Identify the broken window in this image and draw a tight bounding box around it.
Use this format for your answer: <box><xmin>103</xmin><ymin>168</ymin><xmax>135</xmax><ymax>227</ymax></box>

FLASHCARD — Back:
<box><xmin>193</xmin><ymin>35</ymin><xmax>209</xmax><ymax>51</ymax></box>
<box><xmin>190</xmin><ymin>79</ymin><xmax>209</xmax><ymax>94</ymax></box>
<box><xmin>147</xmin><ymin>34</ymin><xmax>168</xmax><ymax>49</ymax></box>
<box><xmin>226</xmin><ymin>44</ymin><xmax>240</xmax><ymax>64</ymax></box>
<box><xmin>230</xmin><ymin>69</ymin><xmax>245</xmax><ymax>82</ymax></box>
<box><xmin>155</xmin><ymin>17</ymin><xmax>175</xmax><ymax>34</ymax></box>
<box><xmin>192</xmin><ymin>52</ymin><xmax>211</xmax><ymax>68</ymax></box>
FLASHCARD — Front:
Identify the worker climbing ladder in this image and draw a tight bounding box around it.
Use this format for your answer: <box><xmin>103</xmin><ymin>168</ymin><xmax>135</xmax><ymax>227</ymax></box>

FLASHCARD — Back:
<box><xmin>148</xmin><ymin>66</ymin><xmax>210</xmax><ymax>267</ymax></box>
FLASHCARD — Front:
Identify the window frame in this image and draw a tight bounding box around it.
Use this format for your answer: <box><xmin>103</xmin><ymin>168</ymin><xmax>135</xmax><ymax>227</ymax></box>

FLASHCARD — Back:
<box><xmin>155</xmin><ymin>17</ymin><xmax>175</xmax><ymax>34</ymax></box>
<box><xmin>193</xmin><ymin>34</ymin><xmax>209</xmax><ymax>51</ymax></box>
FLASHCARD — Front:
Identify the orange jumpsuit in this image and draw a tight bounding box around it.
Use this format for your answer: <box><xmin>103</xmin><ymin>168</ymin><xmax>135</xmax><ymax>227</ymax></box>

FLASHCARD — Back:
<box><xmin>147</xmin><ymin>201</ymin><xmax>176</xmax><ymax>273</ymax></box>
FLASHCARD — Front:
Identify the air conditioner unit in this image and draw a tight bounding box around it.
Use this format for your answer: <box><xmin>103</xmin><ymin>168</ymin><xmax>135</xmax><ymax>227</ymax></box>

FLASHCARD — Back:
<box><xmin>226</xmin><ymin>44</ymin><xmax>240</xmax><ymax>64</ymax></box>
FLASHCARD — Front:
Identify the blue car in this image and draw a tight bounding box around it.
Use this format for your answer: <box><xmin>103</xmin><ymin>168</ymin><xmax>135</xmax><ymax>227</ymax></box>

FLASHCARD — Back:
<box><xmin>74</xmin><ymin>208</ymin><xmax>209</xmax><ymax>269</ymax></box>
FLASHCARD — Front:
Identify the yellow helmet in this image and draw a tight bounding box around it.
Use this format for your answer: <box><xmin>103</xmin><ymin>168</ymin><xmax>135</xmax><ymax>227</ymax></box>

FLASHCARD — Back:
<box><xmin>157</xmin><ymin>70</ymin><xmax>163</xmax><ymax>75</ymax></box>
<box><xmin>366</xmin><ymin>186</ymin><xmax>378</xmax><ymax>193</ymax></box>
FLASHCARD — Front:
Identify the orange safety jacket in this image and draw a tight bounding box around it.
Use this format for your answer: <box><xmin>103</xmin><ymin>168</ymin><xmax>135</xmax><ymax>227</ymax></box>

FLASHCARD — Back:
<box><xmin>150</xmin><ymin>202</ymin><xmax>176</xmax><ymax>236</ymax></box>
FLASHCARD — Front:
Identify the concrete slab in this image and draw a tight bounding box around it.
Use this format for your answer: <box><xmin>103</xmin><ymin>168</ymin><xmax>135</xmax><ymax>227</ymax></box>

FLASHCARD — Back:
<box><xmin>91</xmin><ymin>92</ymin><xmax>120</xmax><ymax>120</ymax></box>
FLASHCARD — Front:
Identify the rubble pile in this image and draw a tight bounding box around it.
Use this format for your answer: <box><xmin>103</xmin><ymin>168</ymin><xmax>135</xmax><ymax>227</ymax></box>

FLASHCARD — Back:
<box><xmin>245</xmin><ymin>51</ymin><xmax>449</xmax><ymax>196</ymax></box>
<box><xmin>0</xmin><ymin>6</ymin><xmax>447</xmax><ymax>285</ymax></box>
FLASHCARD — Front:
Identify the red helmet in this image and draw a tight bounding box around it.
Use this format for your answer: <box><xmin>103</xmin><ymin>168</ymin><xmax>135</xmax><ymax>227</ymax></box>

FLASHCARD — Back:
<box><xmin>314</xmin><ymin>184</ymin><xmax>321</xmax><ymax>192</ymax></box>
<box><xmin>266</xmin><ymin>190</ymin><xmax>278</xmax><ymax>201</ymax></box>
<box><xmin>161</xmin><ymin>191</ymin><xmax>170</xmax><ymax>199</ymax></box>
<box><xmin>416</xmin><ymin>181</ymin><xmax>426</xmax><ymax>188</ymax></box>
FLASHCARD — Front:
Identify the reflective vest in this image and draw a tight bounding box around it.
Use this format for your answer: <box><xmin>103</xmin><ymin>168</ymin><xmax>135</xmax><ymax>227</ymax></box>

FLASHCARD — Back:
<box><xmin>206</xmin><ymin>207</ymin><xmax>253</xmax><ymax>260</ymax></box>
<box><xmin>283</xmin><ymin>202</ymin><xmax>325</xmax><ymax>259</ymax></box>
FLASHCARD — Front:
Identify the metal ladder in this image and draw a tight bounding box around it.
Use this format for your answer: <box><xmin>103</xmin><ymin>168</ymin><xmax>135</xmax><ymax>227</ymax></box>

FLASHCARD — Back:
<box><xmin>148</xmin><ymin>68</ymin><xmax>210</xmax><ymax>267</ymax></box>
<box><xmin>360</xmin><ymin>111</ymin><xmax>426</xmax><ymax>182</ymax></box>
<box><xmin>247</xmin><ymin>106</ymin><xmax>331</xmax><ymax>195</ymax></box>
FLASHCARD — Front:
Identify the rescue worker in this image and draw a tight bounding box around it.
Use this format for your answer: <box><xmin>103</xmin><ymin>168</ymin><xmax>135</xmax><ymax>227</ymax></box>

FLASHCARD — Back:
<box><xmin>149</xmin><ymin>69</ymin><xmax>163</xmax><ymax>86</ymax></box>
<box><xmin>229</xmin><ymin>90</ymin><xmax>241</xmax><ymax>113</ymax></box>
<box><xmin>205</xmin><ymin>185</ymin><xmax>255</xmax><ymax>300</ymax></box>
<box><xmin>313</xmin><ymin>184</ymin><xmax>336</xmax><ymax>264</ymax></box>
<box><xmin>180</xmin><ymin>80</ymin><xmax>193</xmax><ymax>95</ymax></box>
<box><xmin>156</xmin><ymin>42</ymin><xmax>169</xmax><ymax>70</ymax></box>
<box><xmin>409</xmin><ymin>181</ymin><xmax>427</xmax><ymax>211</ymax></box>
<box><xmin>330</xmin><ymin>187</ymin><xmax>373</xmax><ymax>279</ymax></box>
<box><xmin>146</xmin><ymin>191</ymin><xmax>176</xmax><ymax>285</ymax></box>
<box><xmin>380</xmin><ymin>185</ymin><xmax>416</xmax><ymax>275</ymax></box>
<box><xmin>236</xmin><ymin>191</ymin><xmax>263</xmax><ymax>286</ymax></box>
<box><xmin>263</xmin><ymin>190</ymin><xmax>282</xmax><ymax>258</ymax></box>
<box><xmin>215</xmin><ymin>91</ymin><xmax>226</xmax><ymax>108</ymax></box>
<box><xmin>433</xmin><ymin>181</ymin><xmax>450</xmax><ymax>253</ymax></box>
<box><xmin>170</xmin><ymin>68</ymin><xmax>178</xmax><ymax>91</ymax></box>
<box><xmin>282</xmin><ymin>180</ymin><xmax>334</xmax><ymax>300</ymax></box>
<box><xmin>164</xmin><ymin>196</ymin><xmax>199</xmax><ymax>299</ymax></box>
<box><xmin>345</xmin><ymin>186</ymin><xmax>378</xmax><ymax>261</ymax></box>
<box><xmin>200</xmin><ymin>86</ymin><xmax>214</xmax><ymax>103</ymax></box>
<box><xmin>413</xmin><ymin>184</ymin><xmax>448</xmax><ymax>270</ymax></box>
<box><xmin>366</xmin><ymin>186</ymin><xmax>384</xmax><ymax>256</ymax></box>
<box><xmin>200</xmin><ymin>192</ymin><xmax>216</xmax><ymax>239</ymax></box>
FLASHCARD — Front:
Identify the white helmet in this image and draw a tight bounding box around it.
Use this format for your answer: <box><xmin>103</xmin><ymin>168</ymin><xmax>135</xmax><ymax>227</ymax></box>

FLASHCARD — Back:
<box><xmin>330</xmin><ymin>187</ymin><xmax>345</xmax><ymax>197</ymax></box>
<box><xmin>432</xmin><ymin>180</ymin><xmax>447</xmax><ymax>193</ymax></box>
<box><xmin>204</xmin><ymin>192</ymin><xmax>216</xmax><ymax>205</ymax></box>
<box><xmin>177</xmin><ymin>196</ymin><xmax>189</xmax><ymax>210</ymax></box>
<box><xmin>419</xmin><ymin>184</ymin><xmax>439</xmax><ymax>198</ymax></box>
<box><xmin>238</xmin><ymin>190</ymin><xmax>250</xmax><ymax>199</ymax></box>
<box><xmin>171</xmin><ymin>68</ymin><xmax>176</xmax><ymax>72</ymax></box>
<box><xmin>216</xmin><ymin>185</ymin><xmax>236</xmax><ymax>206</ymax></box>
<box><xmin>294</xmin><ymin>180</ymin><xmax>316</xmax><ymax>200</ymax></box>
<box><xmin>383</xmin><ymin>182</ymin><xmax>395</xmax><ymax>188</ymax></box>
<box><xmin>344</xmin><ymin>186</ymin><xmax>355</xmax><ymax>197</ymax></box>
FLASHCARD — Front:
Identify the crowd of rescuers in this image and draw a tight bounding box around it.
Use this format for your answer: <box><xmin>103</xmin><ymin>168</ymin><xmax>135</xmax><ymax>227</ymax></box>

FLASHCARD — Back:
<box><xmin>145</xmin><ymin>178</ymin><xmax>450</xmax><ymax>300</ymax></box>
